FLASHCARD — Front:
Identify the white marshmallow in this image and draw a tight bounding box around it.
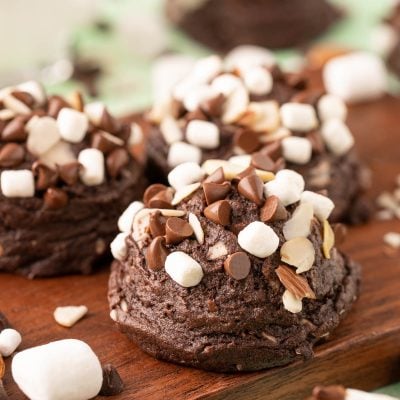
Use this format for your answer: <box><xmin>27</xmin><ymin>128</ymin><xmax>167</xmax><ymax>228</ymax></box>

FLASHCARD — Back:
<box><xmin>0</xmin><ymin>329</ymin><xmax>22</xmax><ymax>357</ymax></box>
<box><xmin>168</xmin><ymin>162</ymin><xmax>205</xmax><ymax>190</ymax></box>
<box><xmin>183</xmin><ymin>84</ymin><xmax>217</xmax><ymax>112</ymax></box>
<box><xmin>283</xmin><ymin>202</ymin><xmax>314</xmax><ymax>240</ymax></box>
<box><xmin>321</xmin><ymin>119</ymin><xmax>354</xmax><ymax>156</ymax></box>
<box><xmin>300</xmin><ymin>191</ymin><xmax>335</xmax><ymax>221</ymax></box>
<box><xmin>40</xmin><ymin>141</ymin><xmax>76</xmax><ymax>169</ymax></box>
<box><xmin>165</xmin><ymin>251</ymin><xmax>204</xmax><ymax>287</ymax></box>
<box><xmin>118</xmin><ymin>201</ymin><xmax>145</xmax><ymax>232</ymax></box>
<box><xmin>186</xmin><ymin>120</ymin><xmax>220</xmax><ymax>149</ymax></box>
<box><xmin>78</xmin><ymin>148</ymin><xmax>105</xmax><ymax>186</ymax></box>
<box><xmin>212</xmin><ymin>73</ymin><xmax>242</xmax><ymax>97</ymax></box>
<box><xmin>323</xmin><ymin>52</ymin><xmax>387</xmax><ymax>102</ymax></box>
<box><xmin>191</xmin><ymin>55</ymin><xmax>222</xmax><ymax>84</ymax></box>
<box><xmin>317</xmin><ymin>94</ymin><xmax>348</xmax><ymax>122</ymax></box>
<box><xmin>54</xmin><ymin>306</ymin><xmax>88</xmax><ymax>328</ymax></box>
<box><xmin>167</xmin><ymin>141</ymin><xmax>202</xmax><ymax>167</ymax></box>
<box><xmin>12</xmin><ymin>339</ymin><xmax>102</xmax><ymax>400</ymax></box>
<box><xmin>160</xmin><ymin>116</ymin><xmax>183</xmax><ymax>145</ymax></box>
<box><xmin>225</xmin><ymin>45</ymin><xmax>276</xmax><ymax>72</ymax></box>
<box><xmin>264</xmin><ymin>169</ymin><xmax>305</xmax><ymax>206</ymax></box>
<box><xmin>57</xmin><ymin>108</ymin><xmax>89</xmax><ymax>143</ymax></box>
<box><xmin>280</xmin><ymin>103</ymin><xmax>318</xmax><ymax>132</ymax></box>
<box><xmin>110</xmin><ymin>232</ymin><xmax>128</xmax><ymax>261</ymax></box>
<box><xmin>84</xmin><ymin>102</ymin><xmax>105</xmax><ymax>126</ymax></box>
<box><xmin>282</xmin><ymin>290</ymin><xmax>302</xmax><ymax>313</ymax></box>
<box><xmin>281</xmin><ymin>136</ymin><xmax>312</xmax><ymax>165</ymax></box>
<box><xmin>129</xmin><ymin>122</ymin><xmax>144</xmax><ymax>146</ymax></box>
<box><xmin>347</xmin><ymin>389</ymin><xmax>398</xmax><ymax>400</ymax></box>
<box><xmin>1</xmin><ymin>170</ymin><xmax>34</xmax><ymax>198</ymax></box>
<box><xmin>238</xmin><ymin>221</ymin><xmax>279</xmax><ymax>258</ymax></box>
<box><xmin>242</xmin><ymin>66</ymin><xmax>273</xmax><ymax>96</ymax></box>
<box><xmin>17</xmin><ymin>80</ymin><xmax>46</xmax><ymax>105</ymax></box>
<box><xmin>27</xmin><ymin>116</ymin><xmax>61</xmax><ymax>156</ymax></box>
<box><xmin>222</xmin><ymin>84</ymin><xmax>249</xmax><ymax>124</ymax></box>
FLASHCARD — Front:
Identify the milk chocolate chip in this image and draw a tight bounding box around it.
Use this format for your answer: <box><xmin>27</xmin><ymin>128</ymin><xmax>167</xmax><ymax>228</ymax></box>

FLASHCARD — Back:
<box><xmin>224</xmin><ymin>252</ymin><xmax>251</xmax><ymax>280</ymax></box>
<box><xmin>238</xmin><ymin>174</ymin><xmax>264</xmax><ymax>205</ymax></box>
<box><xmin>165</xmin><ymin>217</ymin><xmax>193</xmax><ymax>244</ymax></box>
<box><xmin>0</xmin><ymin>143</ymin><xmax>25</xmax><ymax>167</ymax></box>
<box><xmin>147</xmin><ymin>189</ymin><xmax>173</xmax><ymax>209</ymax></box>
<box><xmin>149</xmin><ymin>211</ymin><xmax>167</xmax><ymax>237</ymax></box>
<box><xmin>204</xmin><ymin>200</ymin><xmax>231</xmax><ymax>226</ymax></box>
<box><xmin>106</xmin><ymin>148</ymin><xmax>129</xmax><ymax>178</ymax></box>
<box><xmin>251</xmin><ymin>152</ymin><xmax>275</xmax><ymax>171</ymax></box>
<box><xmin>203</xmin><ymin>181</ymin><xmax>231</xmax><ymax>205</ymax></box>
<box><xmin>234</xmin><ymin>128</ymin><xmax>261</xmax><ymax>153</ymax></box>
<box><xmin>1</xmin><ymin>117</ymin><xmax>26</xmax><ymax>142</ymax></box>
<box><xmin>143</xmin><ymin>184</ymin><xmax>168</xmax><ymax>206</ymax></box>
<box><xmin>58</xmin><ymin>162</ymin><xmax>81</xmax><ymax>186</ymax></box>
<box><xmin>260</xmin><ymin>195</ymin><xmax>288</xmax><ymax>222</ymax></box>
<box><xmin>146</xmin><ymin>236</ymin><xmax>169</xmax><ymax>271</ymax></box>
<box><xmin>44</xmin><ymin>188</ymin><xmax>68</xmax><ymax>209</ymax></box>
<box><xmin>99</xmin><ymin>364</ymin><xmax>124</xmax><ymax>396</ymax></box>
<box><xmin>33</xmin><ymin>162</ymin><xmax>58</xmax><ymax>190</ymax></box>
<box><xmin>204</xmin><ymin>167</ymin><xmax>225</xmax><ymax>184</ymax></box>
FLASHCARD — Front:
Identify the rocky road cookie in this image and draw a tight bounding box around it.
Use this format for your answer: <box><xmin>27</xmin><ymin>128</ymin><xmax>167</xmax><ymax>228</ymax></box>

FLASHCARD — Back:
<box><xmin>147</xmin><ymin>50</ymin><xmax>370</xmax><ymax>223</ymax></box>
<box><xmin>108</xmin><ymin>160</ymin><xmax>360</xmax><ymax>372</ymax></box>
<box><xmin>166</xmin><ymin>0</ymin><xmax>340</xmax><ymax>52</ymax></box>
<box><xmin>0</xmin><ymin>82</ymin><xmax>146</xmax><ymax>277</ymax></box>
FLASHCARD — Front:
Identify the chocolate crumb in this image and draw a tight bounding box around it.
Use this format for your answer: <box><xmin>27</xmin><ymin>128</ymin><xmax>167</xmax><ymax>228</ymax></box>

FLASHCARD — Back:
<box><xmin>100</xmin><ymin>364</ymin><xmax>124</xmax><ymax>396</ymax></box>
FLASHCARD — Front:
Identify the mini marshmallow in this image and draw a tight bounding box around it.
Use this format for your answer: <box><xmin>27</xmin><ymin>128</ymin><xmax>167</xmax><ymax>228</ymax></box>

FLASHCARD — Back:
<box><xmin>300</xmin><ymin>191</ymin><xmax>335</xmax><ymax>221</ymax></box>
<box><xmin>242</xmin><ymin>66</ymin><xmax>273</xmax><ymax>96</ymax></box>
<box><xmin>110</xmin><ymin>232</ymin><xmax>128</xmax><ymax>261</ymax></box>
<box><xmin>191</xmin><ymin>55</ymin><xmax>223</xmax><ymax>84</ymax></box>
<box><xmin>40</xmin><ymin>141</ymin><xmax>76</xmax><ymax>169</ymax></box>
<box><xmin>317</xmin><ymin>94</ymin><xmax>348</xmax><ymax>122</ymax></box>
<box><xmin>183</xmin><ymin>84</ymin><xmax>217</xmax><ymax>112</ymax></box>
<box><xmin>12</xmin><ymin>339</ymin><xmax>102</xmax><ymax>400</ymax></box>
<box><xmin>282</xmin><ymin>290</ymin><xmax>302</xmax><ymax>313</ymax></box>
<box><xmin>27</xmin><ymin>116</ymin><xmax>61</xmax><ymax>156</ymax></box>
<box><xmin>78</xmin><ymin>148</ymin><xmax>105</xmax><ymax>186</ymax></box>
<box><xmin>283</xmin><ymin>202</ymin><xmax>314</xmax><ymax>240</ymax></box>
<box><xmin>168</xmin><ymin>162</ymin><xmax>205</xmax><ymax>190</ymax></box>
<box><xmin>165</xmin><ymin>251</ymin><xmax>204</xmax><ymax>287</ymax></box>
<box><xmin>212</xmin><ymin>73</ymin><xmax>243</xmax><ymax>97</ymax></box>
<box><xmin>238</xmin><ymin>221</ymin><xmax>279</xmax><ymax>258</ymax></box>
<box><xmin>57</xmin><ymin>108</ymin><xmax>89</xmax><ymax>143</ymax></box>
<box><xmin>118</xmin><ymin>201</ymin><xmax>145</xmax><ymax>232</ymax></box>
<box><xmin>281</xmin><ymin>136</ymin><xmax>312</xmax><ymax>165</ymax></box>
<box><xmin>17</xmin><ymin>80</ymin><xmax>46</xmax><ymax>105</ymax></box>
<box><xmin>323</xmin><ymin>52</ymin><xmax>387</xmax><ymax>102</ymax></box>
<box><xmin>225</xmin><ymin>45</ymin><xmax>276</xmax><ymax>72</ymax></box>
<box><xmin>186</xmin><ymin>120</ymin><xmax>220</xmax><ymax>149</ymax></box>
<box><xmin>321</xmin><ymin>119</ymin><xmax>354</xmax><ymax>156</ymax></box>
<box><xmin>167</xmin><ymin>141</ymin><xmax>202</xmax><ymax>168</ymax></box>
<box><xmin>280</xmin><ymin>103</ymin><xmax>318</xmax><ymax>132</ymax></box>
<box><xmin>1</xmin><ymin>170</ymin><xmax>34</xmax><ymax>198</ymax></box>
<box><xmin>0</xmin><ymin>329</ymin><xmax>22</xmax><ymax>357</ymax></box>
<box><xmin>54</xmin><ymin>306</ymin><xmax>88</xmax><ymax>328</ymax></box>
<box><xmin>84</xmin><ymin>102</ymin><xmax>105</xmax><ymax>126</ymax></box>
<box><xmin>264</xmin><ymin>169</ymin><xmax>305</xmax><ymax>206</ymax></box>
<box><xmin>221</xmin><ymin>84</ymin><xmax>249</xmax><ymax>124</ymax></box>
<box><xmin>160</xmin><ymin>116</ymin><xmax>183</xmax><ymax>145</ymax></box>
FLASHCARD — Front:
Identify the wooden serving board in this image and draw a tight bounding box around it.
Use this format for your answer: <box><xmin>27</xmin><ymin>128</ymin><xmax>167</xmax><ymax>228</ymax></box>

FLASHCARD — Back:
<box><xmin>1</xmin><ymin>95</ymin><xmax>400</xmax><ymax>400</ymax></box>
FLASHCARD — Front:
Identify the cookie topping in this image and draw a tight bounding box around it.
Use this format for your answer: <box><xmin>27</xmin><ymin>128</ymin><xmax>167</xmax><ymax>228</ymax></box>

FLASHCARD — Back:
<box><xmin>282</xmin><ymin>136</ymin><xmax>312</xmax><ymax>165</ymax></box>
<box><xmin>203</xmin><ymin>181</ymin><xmax>231</xmax><ymax>205</ymax></box>
<box><xmin>224</xmin><ymin>252</ymin><xmax>251</xmax><ymax>280</ymax></box>
<box><xmin>0</xmin><ymin>170</ymin><xmax>34</xmax><ymax>198</ymax></box>
<box><xmin>260</xmin><ymin>195</ymin><xmax>288</xmax><ymax>222</ymax></box>
<box><xmin>43</xmin><ymin>188</ymin><xmax>68</xmax><ymax>210</ymax></box>
<box><xmin>53</xmin><ymin>305</ymin><xmax>88</xmax><ymax>328</ymax></box>
<box><xmin>0</xmin><ymin>143</ymin><xmax>25</xmax><ymax>167</ymax></box>
<box><xmin>147</xmin><ymin>237</ymin><xmax>169</xmax><ymax>271</ymax></box>
<box><xmin>283</xmin><ymin>202</ymin><xmax>314</xmax><ymax>240</ymax></box>
<box><xmin>165</xmin><ymin>217</ymin><xmax>193</xmax><ymax>244</ymax></box>
<box><xmin>165</xmin><ymin>251</ymin><xmax>204</xmax><ymax>287</ymax></box>
<box><xmin>322</xmin><ymin>219</ymin><xmax>335</xmax><ymax>259</ymax></box>
<box><xmin>57</xmin><ymin>108</ymin><xmax>89</xmax><ymax>143</ymax></box>
<box><xmin>301</xmin><ymin>190</ymin><xmax>335</xmax><ymax>221</ymax></box>
<box><xmin>275</xmin><ymin>265</ymin><xmax>315</xmax><ymax>300</ymax></box>
<box><xmin>281</xmin><ymin>237</ymin><xmax>315</xmax><ymax>273</ymax></box>
<box><xmin>237</xmin><ymin>173</ymin><xmax>264</xmax><ymax>205</ymax></box>
<box><xmin>78</xmin><ymin>148</ymin><xmax>105</xmax><ymax>186</ymax></box>
<box><xmin>186</xmin><ymin>120</ymin><xmax>220</xmax><ymax>149</ymax></box>
<box><xmin>204</xmin><ymin>199</ymin><xmax>231</xmax><ymax>226</ymax></box>
<box><xmin>188</xmin><ymin>213</ymin><xmax>204</xmax><ymax>244</ymax></box>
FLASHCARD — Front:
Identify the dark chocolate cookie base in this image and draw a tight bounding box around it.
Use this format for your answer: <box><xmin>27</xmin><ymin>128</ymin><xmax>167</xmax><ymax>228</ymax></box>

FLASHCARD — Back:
<box><xmin>0</xmin><ymin>166</ymin><xmax>147</xmax><ymax>278</ymax></box>
<box><xmin>166</xmin><ymin>0</ymin><xmax>341</xmax><ymax>52</ymax></box>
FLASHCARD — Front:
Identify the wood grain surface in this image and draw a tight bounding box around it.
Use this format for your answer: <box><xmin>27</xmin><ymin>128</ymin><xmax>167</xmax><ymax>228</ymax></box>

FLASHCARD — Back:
<box><xmin>0</xmin><ymin>95</ymin><xmax>399</xmax><ymax>400</ymax></box>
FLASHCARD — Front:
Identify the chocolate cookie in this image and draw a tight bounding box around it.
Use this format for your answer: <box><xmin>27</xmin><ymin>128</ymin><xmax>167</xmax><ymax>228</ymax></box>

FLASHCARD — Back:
<box><xmin>146</xmin><ymin>52</ymin><xmax>370</xmax><ymax>223</ymax></box>
<box><xmin>166</xmin><ymin>0</ymin><xmax>341</xmax><ymax>52</ymax></box>
<box><xmin>108</xmin><ymin>162</ymin><xmax>360</xmax><ymax>372</ymax></box>
<box><xmin>0</xmin><ymin>82</ymin><xmax>146</xmax><ymax>277</ymax></box>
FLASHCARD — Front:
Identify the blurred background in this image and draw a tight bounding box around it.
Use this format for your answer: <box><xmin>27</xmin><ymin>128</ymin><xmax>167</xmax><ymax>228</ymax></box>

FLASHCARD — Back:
<box><xmin>0</xmin><ymin>0</ymin><xmax>396</xmax><ymax>115</ymax></box>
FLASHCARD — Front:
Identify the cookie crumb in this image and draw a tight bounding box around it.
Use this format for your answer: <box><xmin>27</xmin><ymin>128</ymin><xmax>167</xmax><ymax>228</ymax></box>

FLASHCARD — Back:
<box><xmin>100</xmin><ymin>364</ymin><xmax>124</xmax><ymax>396</ymax></box>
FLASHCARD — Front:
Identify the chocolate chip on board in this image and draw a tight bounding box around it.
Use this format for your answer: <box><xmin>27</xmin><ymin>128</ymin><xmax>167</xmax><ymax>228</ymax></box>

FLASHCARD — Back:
<box><xmin>99</xmin><ymin>364</ymin><xmax>124</xmax><ymax>396</ymax></box>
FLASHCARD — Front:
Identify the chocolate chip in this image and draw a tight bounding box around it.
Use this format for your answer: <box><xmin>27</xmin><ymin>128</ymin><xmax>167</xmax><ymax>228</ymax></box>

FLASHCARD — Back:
<box><xmin>57</xmin><ymin>162</ymin><xmax>81</xmax><ymax>186</ymax></box>
<box><xmin>99</xmin><ymin>109</ymin><xmax>120</xmax><ymax>134</ymax></box>
<box><xmin>204</xmin><ymin>200</ymin><xmax>231</xmax><ymax>226</ymax></box>
<box><xmin>11</xmin><ymin>91</ymin><xmax>34</xmax><ymax>108</ymax></box>
<box><xmin>204</xmin><ymin>167</ymin><xmax>225</xmax><ymax>184</ymax></box>
<box><xmin>149</xmin><ymin>211</ymin><xmax>167</xmax><ymax>237</ymax></box>
<box><xmin>143</xmin><ymin>184</ymin><xmax>168</xmax><ymax>206</ymax></box>
<box><xmin>234</xmin><ymin>128</ymin><xmax>261</xmax><ymax>153</ymax></box>
<box><xmin>307</xmin><ymin>131</ymin><xmax>325</xmax><ymax>154</ymax></box>
<box><xmin>106</xmin><ymin>148</ymin><xmax>129</xmax><ymax>178</ymax></box>
<box><xmin>99</xmin><ymin>364</ymin><xmax>124</xmax><ymax>396</ymax></box>
<box><xmin>200</xmin><ymin>93</ymin><xmax>225</xmax><ymax>118</ymax></box>
<box><xmin>251</xmin><ymin>152</ymin><xmax>275</xmax><ymax>171</ymax></box>
<box><xmin>91</xmin><ymin>131</ymin><xmax>123</xmax><ymax>154</ymax></box>
<box><xmin>147</xmin><ymin>189</ymin><xmax>173</xmax><ymax>209</ymax></box>
<box><xmin>284</xmin><ymin>72</ymin><xmax>307</xmax><ymax>90</ymax></box>
<box><xmin>224</xmin><ymin>252</ymin><xmax>251</xmax><ymax>280</ymax></box>
<box><xmin>47</xmin><ymin>95</ymin><xmax>70</xmax><ymax>118</ymax></box>
<box><xmin>260</xmin><ymin>141</ymin><xmax>282</xmax><ymax>161</ymax></box>
<box><xmin>260</xmin><ymin>195</ymin><xmax>288</xmax><ymax>222</ymax></box>
<box><xmin>1</xmin><ymin>117</ymin><xmax>27</xmax><ymax>142</ymax></box>
<box><xmin>238</xmin><ymin>174</ymin><xmax>264</xmax><ymax>205</ymax></box>
<box><xmin>33</xmin><ymin>162</ymin><xmax>58</xmax><ymax>190</ymax></box>
<box><xmin>236</xmin><ymin>166</ymin><xmax>256</xmax><ymax>180</ymax></box>
<box><xmin>146</xmin><ymin>236</ymin><xmax>169</xmax><ymax>271</ymax></box>
<box><xmin>0</xmin><ymin>143</ymin><xmax>25</xmax><ymax>167</ymax></box>
<box><xmin>185</xmin><ymin>108</ymin><xmax>208</xmax><ymax>122</ymax></box>
<box><xmin>165</xmin><ymin>217</ymin><xmax>193</xmax><ymax>244</ymax></box>
<box><xmin>44</xmin><ymin>188</ymin><xmax>68</xmax><ymax>209</ymax></box>
<box><xmin>203</xmin><ymin>181</ymin><xmax>231</xmax><ymax>205</ymax></box>
<box><xmin>170</xmin><ymin>98</ymin><xmax>184</xmax><ymax>119</ymax></box>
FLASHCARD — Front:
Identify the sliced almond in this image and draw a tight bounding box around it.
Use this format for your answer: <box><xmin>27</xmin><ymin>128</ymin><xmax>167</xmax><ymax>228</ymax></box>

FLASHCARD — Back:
<box><xmin>207</xmin><ymin>241</ymin><xmax>228</xmax><ymax>260</ymax></box>
<box><xmin>189</xmin><ymin>213</ymin><xmax>204</xmax><ymax>244</ymax></box>
<box><xmin>160</xmin><ymin>115</ymin><xmax>183</xmax><ymax>145</ymax></box>
<box><xmin>221</xmin><ymin>84</ymin><xmax>249</xmax><ymax>124</ymax></box>
<box><xmin>172</xmin><ymin>182</ymin><xmax>200</xmax><ymax>205</ymax></box>
<box><xmin>0</xmin><ymin>109</ymin><xmax>16</xmax><ymax>121</ymax></box>
<box><xmin>3</xmin><ymin>93</ymin><xmax>31</xmax><ymax>115</ymax></box>
<box><xmin>260</xmin><ymin>126</ymin><xmax>291</xmax><ymax>143</ymax></box>
<box><xmin>53</xmin><ymin>305</ymin><xmax>88</xmax><ymax>328</ymax></box>
<box><xmin>275</xmin><ymin>265</ymin><xmax>316</xmax><ymax>300</ymax></box>
<box><xmin>238</xmin><ymin>101</ymin><xmax>280</xmax><ymax>132</ymax></box>
<box><xmin>322</xmin><ymin>219</ymin><xmax>335</xmax><ymax>259</ymax></box>
<box><xmin>69</xmin><ymin>91</ymin><xmax>84</xmax><ymax>112</ymax></box>
<box><xmin>281</xmin><ymin>237</ymin><xmax>315</xmax><ymax>274</ymax></box>
<box><xmin>159</xmin><ymin>209</ymin><xmax>186</xmax><ymax>217</ymax></box>
<box><xmin>283</xmin><ymin>203</ymin><xmax>314</xmax><ymax>240</ymax></box>
<box><xmin>282</xmin><ymin>290</ymin><xmax>302</xmax><ymax>313</ymax></box>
